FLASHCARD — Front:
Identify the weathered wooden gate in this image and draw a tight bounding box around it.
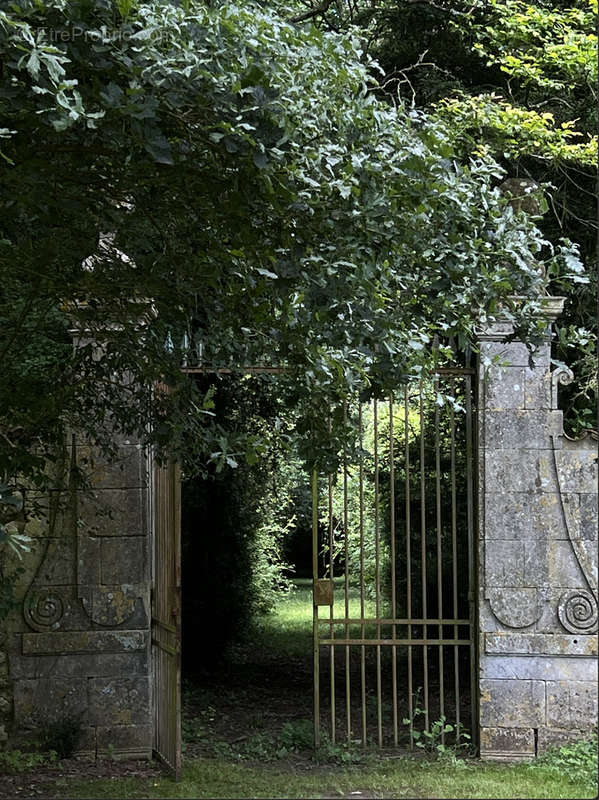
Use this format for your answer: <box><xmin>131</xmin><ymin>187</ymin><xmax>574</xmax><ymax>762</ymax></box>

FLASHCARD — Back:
<box><xmin>152</xmin><ymin>457</ymin><xmax>182</xmax><ymax>779</ymax></box>
<box><xmin>312</xmin><ymin>370</ymin><xmax>477</xmax><ymax>750</ymax></box>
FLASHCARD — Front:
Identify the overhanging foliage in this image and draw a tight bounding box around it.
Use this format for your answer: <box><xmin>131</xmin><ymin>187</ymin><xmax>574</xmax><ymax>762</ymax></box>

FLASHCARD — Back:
<box><xmin>0</xmin><ymin>0</ymin><xmax>585</xmax><ymax>481</ymax></box>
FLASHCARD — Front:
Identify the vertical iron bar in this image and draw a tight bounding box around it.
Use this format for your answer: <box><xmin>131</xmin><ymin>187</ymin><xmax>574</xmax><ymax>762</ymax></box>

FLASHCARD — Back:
<box><xmin>151</xmin><ymin>463</ymin><xmax>155</xmax><ymax>753</ymax></box>
<box><xmin>161</xmin><ymin>464</ymin><xmax>165</xmax><ymax>761</ymax></box>
<box><xmin>312</xmin><ymin>469</ymin><xmax>321</xmax><ymax>748</ymax></box>
<box><xmin>390</xmin><ymin>398</ymin><xmax>398</xmax><ymax>746</ymax></box>
<box><xmin>174</xmin><ymin>462</ymin><xmax>182</xmax><ymax>781</ymax></box>
<box><xmin>450</xmin><ymin>378</ymin><xmax>461</xmax><ymax>732</ymax></box>
<box><xmin>405</xmin><ymin>386</ymin><xmax>413</xmax><ymax>749</ymax></box>
<box><xmin>420</xmin><ymin>381</ymin><xmax>429</xmax><ymax>733</ymax></box>
<box><xmin>328</xmin><ymin>471</ymin><xmax>336</xmax><ymax>744</ymax></box>
<box><xmin>359</xmin><ymin>404</ymin><xmax>367</xmax><ymax>746</ymax></box>
<box><xmin>157</xmin><ymin>463</ymin><xmax>161</xmax><ymax>759</ymax></box>
<box><xmin>465</xmin><ymin>374</ymin><xmax>478</xmax><ymax>750</ymax></box>
<box><xmin>434</xmin><ymin>377</ymin><xmax>444</xmax><ymax>743</ymax></box>
<box><xmin>169</xmin><ymin>464</ymin><xmax>173</xmax><ymax>768</ymax></box>
<box><xmin>164</xmin><ymin>465</ymin><xmax>167</xmax><ymax>761</ymax></box>
<box><xmin>161</xmin><ymin>467</ymin><xmax>170</xmax><ymax>756</ymax></box>
<box><xmin>156</xmin><ymin>464</ymin><xmax>159</xmax><ymax>757</ymax></box>
<box><xmin>374</xmin><ymin>400</ymin><xmax>383</xmax><ymax>747</ymax></box>
<box><xmin>163</xmin><ymin>464</ymin><xmax>166</xmax><ymax>762</ymax></box>
<box><xmin>343</xmin><ymin>402</ymin><xmax>351</xmax><ymax>743</ymax></box>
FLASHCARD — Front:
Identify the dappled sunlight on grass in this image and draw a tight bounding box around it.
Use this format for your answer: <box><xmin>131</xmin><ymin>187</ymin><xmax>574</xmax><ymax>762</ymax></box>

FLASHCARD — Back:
<box><xmin>237</xmin><ymin>580</ymin><xmax>313</xmax><ymax>660</ymax></box>
<box><xmin>248</xmin><ymin>578</ymin><xmax>379</xmax><ymax>660</ymax></box>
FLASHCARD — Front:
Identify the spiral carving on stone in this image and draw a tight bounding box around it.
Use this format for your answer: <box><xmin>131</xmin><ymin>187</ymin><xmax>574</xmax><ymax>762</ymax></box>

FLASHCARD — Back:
<box><xmin>23</xmin><ymin>589</ymin><xmax>65</xmax><ymax>632</ymax></box>
<box><xmin>558</xmin><ymin>589</ymin><xmax>598</xmax><ymax>634</ymax></box>
<box><xmin>550</xmin><ymin>365</ymin><xmax>574</xmax><ymax>410</ymax></box>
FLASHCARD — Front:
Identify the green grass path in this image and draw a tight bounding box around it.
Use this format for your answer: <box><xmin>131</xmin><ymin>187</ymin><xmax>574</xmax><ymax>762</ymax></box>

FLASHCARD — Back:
<box><xmin>61</xmin><ymin>756</ymin><xmax>597</xmax><ymax>799</ymax></box>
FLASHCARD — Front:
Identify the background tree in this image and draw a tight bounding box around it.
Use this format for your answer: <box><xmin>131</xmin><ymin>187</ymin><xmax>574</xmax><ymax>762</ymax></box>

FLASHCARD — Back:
<box><xmin>286</xmin><ymin>0</ymin><xmax>597</xmax><ymax>432</ymax></box>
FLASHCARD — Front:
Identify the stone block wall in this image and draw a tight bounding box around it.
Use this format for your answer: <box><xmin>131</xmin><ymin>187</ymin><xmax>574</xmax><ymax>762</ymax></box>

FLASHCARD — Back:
<box><xmin>478</xmin><ymin>302</ymin><xmax>598</xmax><ymax>760</ymax></box>
<box><xmin>2</xmin><ymin>437</ymin><xmax>152</xmax><ymax>759</ymax></box>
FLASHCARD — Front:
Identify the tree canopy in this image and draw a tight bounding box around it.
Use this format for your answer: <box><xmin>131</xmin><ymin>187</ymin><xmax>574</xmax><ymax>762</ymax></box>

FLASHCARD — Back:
<box><xmin>0</xmin><ymin>0</ymin><xmax>587</xmax><ymax>486</ymax></box>
<box><xmin>287</xmin><ymin>0</ymin><xmax>597</xmax><ymax>432</ymax></box>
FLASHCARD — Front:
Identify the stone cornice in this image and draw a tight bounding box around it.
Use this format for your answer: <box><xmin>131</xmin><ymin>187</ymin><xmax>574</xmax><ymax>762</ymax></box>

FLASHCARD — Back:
<box><xmin>477</xmin><ymin>296</ymin><xmax>565</xmax><ymax>342</ymax></box>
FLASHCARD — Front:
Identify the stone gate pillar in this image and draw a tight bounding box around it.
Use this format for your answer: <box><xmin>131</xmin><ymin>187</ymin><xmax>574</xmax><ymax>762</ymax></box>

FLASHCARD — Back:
<box><xmin>477</xmin><ymin>297</ymin><xmax>598</xmax><ymax>760</ymax></box>
<box><xmin>2</xmin><ymin>312</ymin><xmax>154</xmax><ymax>759</ymax></box>
<box><xmin>4</xmin><ymin>435</ymin><xmax>153</xmax><ymax>759</ymax></box>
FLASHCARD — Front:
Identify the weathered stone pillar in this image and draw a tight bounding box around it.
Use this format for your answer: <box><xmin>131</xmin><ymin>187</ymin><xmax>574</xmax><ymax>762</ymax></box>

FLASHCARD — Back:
<box><xmin>3</xmin><ymin>313</ymin><xmax>154</xmax><ymax>759</ymax></box>
<box><xmin>5</xmin><ymin>436</ymin><xmax>153</xmax><ymax>759</ymax></box>
<box><xmin>478</xmin><ymin>297</ymin><xmax>598</xmax><ymax>760</ymax></box>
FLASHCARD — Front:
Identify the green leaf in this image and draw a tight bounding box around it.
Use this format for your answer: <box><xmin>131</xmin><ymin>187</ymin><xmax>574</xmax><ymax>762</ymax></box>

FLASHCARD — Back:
<box><xmin>145</xmin><ymin>135</ymin><xmax>174</xmax><ymax>165</ymax></box>
<box><xmin>26</xmin><ymin>50</ymin><xmax>40</xmax><ymax>79</ymax></box>
<box><xmin>253</xmin><ymin>151</ymin><xmax>269</xmax><ymax>169</ymax></box>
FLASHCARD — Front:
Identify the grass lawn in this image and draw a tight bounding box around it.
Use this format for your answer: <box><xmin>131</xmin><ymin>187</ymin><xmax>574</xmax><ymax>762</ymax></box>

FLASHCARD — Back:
<box><xmin>59</xmin><ymin>755</ymin><xmax>598</xmax><ymax>799</ymax></box>
<box><xmin>2</xmin><ymin>582</ymin><xmax>597</xmax><ymax>799</ymax></box>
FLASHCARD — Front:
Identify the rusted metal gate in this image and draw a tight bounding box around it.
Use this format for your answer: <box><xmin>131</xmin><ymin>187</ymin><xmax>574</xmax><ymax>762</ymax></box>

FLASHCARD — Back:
<box><xmin>312</xmin><ymin>369</ymin><xmax>477</xmax><ymax>750</ymax></box>
<box><xmin>152</xmin><ymin>457</ymin><xmax>182</xmax><ymax>779</ymax></box>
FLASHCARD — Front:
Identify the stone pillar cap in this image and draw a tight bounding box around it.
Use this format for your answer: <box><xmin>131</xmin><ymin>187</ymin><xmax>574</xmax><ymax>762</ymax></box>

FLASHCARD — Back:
<box><xmin>503</xmin><ymin>295</ymin><xmax>566</xmax><ymax>320</ymax></box>
<box><xmin>477</xmin><ymin>296</ymin><xmax>565</xmax><ymax>341</ymax></box>
<box><xmin>519</xmin><ymin>295</ymin><xmax>566</xmax><ymax>321</ymax></box>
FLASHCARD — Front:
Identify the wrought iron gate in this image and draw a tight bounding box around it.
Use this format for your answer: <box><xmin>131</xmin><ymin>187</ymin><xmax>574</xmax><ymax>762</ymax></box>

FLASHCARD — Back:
<box><xmin>312</xmin><ymin>370</ymin><xmax>477</xmax><ymax>750</ymax></box>
<box><xmin>152</xmin><ymin>457</ymin><xmax>182</xmax><ymax>779</ymax></box>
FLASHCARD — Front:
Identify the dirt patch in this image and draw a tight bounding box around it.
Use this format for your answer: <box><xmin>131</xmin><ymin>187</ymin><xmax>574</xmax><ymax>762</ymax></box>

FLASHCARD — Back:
<box><xmin>0</xmin><ymin>757</ymin><xmax>161</xmax><ymax>798</ymax></box>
